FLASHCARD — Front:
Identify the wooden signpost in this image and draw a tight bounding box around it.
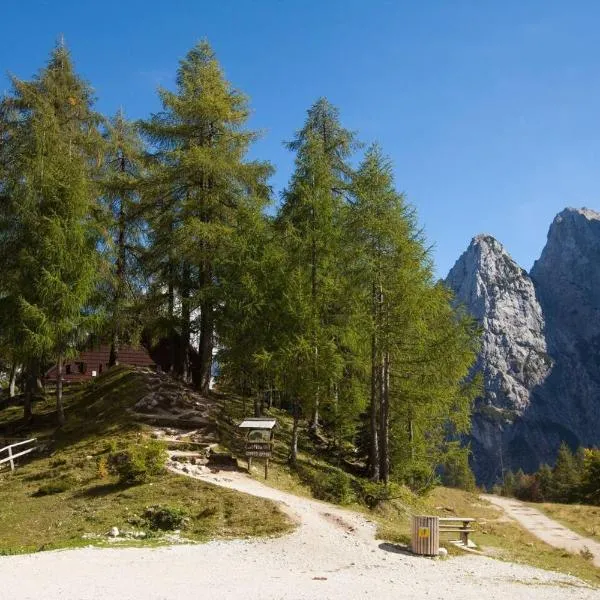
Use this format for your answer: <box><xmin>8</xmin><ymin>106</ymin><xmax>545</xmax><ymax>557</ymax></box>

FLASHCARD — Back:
<box><xmin>238</xmin><ymin>418</ymin><xmax>277</xmax><ymax>479</ymax></box>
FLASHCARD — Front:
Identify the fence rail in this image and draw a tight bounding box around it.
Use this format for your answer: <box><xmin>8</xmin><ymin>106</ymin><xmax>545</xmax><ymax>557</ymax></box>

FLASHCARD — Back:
<box><xmin>0</xmin><ymin>438</ymin><xmax>36</xmax><ymax>471</ymax></box>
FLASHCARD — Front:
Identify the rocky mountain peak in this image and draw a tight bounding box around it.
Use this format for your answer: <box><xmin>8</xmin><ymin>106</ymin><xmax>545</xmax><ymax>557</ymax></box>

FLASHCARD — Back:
<box><xmin>446</xmin><ymin>234</ymin><xmax>550</xmax><ymax>483</ymax></box>
<box><xmin>446</xmin><ymin>207</ymin><xmax>600</xmax><ymax>485</ymax></box>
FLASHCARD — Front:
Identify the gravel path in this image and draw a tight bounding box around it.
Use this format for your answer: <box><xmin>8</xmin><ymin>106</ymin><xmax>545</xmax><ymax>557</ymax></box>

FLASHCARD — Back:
<box><xmin>484</xmin><ymin>494</ymin><xmax>600</xmax><ymax>567</ymax></box>
<box><xmin>0</xmin><ymin>467</ymin><xmax>596</xmax><ymax>600</ymax></box>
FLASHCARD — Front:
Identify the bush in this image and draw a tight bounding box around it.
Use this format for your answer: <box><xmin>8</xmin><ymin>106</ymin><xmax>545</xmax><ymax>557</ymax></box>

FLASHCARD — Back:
<box><xmin>107</xmin><ymin>439</ymin><xmax>167</xmax><ymax>485</ymax></box>
<box><xmin>96</xmin><ymin>456</ymin><xmax>109</xmax><ymax>479</ymax></box>
<box><xmin>358</xmin><ymin>481</ymin><xmax>389</xmax><ymax>508</ymax></box>
<box><xmin>297</xmin><ymin>465</ymin><xmax>356</xmax><ymax>505</ymax></box>
<box><xmin>143</xmin><ymin>505</ymin><xmax>188</xmax><ymax>531</ymax></box>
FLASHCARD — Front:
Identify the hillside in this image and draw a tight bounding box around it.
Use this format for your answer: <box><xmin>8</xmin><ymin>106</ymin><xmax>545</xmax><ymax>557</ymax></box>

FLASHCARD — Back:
<box><xmin>0</xmin><ymin>367</ymin><xmax>292</xmax><ymax>553</ymax></box>
<box><xmin>1</xmin><ymin>366</ymin><xmax>598</xmax><ymax>587</ymax></box>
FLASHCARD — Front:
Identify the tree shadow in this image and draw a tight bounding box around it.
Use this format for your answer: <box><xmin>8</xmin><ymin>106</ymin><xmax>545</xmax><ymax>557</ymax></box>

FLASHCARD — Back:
<box><xmin>378</xmin><ymin>542</ymin><xmax>413</xmax><ymax>557</ymax></box>
<box><xmin>74</xmin><ymin>481</ymin><xmax>129</xmax><ymax>498</ymax></box>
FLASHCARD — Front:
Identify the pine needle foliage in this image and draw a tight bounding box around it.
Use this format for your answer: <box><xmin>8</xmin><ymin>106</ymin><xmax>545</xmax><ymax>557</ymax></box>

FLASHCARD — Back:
<box><xmin>139</xmin><ymin>41</ymin><xmax>272</xmax><ymax>391</ymax></box>
<box><xmin>0</xmin><ymin>43</ymin><xmax>103</xmax><ymax>423</ymax></box>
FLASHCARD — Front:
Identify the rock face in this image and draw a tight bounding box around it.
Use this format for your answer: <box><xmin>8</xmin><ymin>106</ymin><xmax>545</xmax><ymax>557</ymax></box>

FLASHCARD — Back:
<box><xmin>446</xmin><ymin>235</ymin><xmax>551</xmax><ymax>483</ymax></box>
<box><xmin>530</xmin><ymin>208</ymin><xmax>600</xmax><ymax>459</ymax></box>
<box><xmin>446</xmin><ymin>208</ymin><xmax>600</xmax><ymax>485</ymax></box>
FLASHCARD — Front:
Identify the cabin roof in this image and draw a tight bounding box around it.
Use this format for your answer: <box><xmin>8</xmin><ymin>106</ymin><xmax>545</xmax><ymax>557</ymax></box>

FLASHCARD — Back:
<box><xmin>238</xmin><ymin>418</ymin><xmax>277</xmax><ymax>430</ymax></box>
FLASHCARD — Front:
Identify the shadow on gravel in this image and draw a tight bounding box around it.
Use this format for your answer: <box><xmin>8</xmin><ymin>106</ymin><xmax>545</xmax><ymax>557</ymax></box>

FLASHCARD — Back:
<box><xmin>378</xmin><ymin>542</ymin><xmax>413</xmax><ymax>557</ymax></box>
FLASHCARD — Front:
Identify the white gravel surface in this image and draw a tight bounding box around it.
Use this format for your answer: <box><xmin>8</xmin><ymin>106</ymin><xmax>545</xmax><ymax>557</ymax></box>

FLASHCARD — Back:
<box><xmin>0</xmin><ymin>465</ymin><xmax>596</xmax><ymax>600</ymax></box>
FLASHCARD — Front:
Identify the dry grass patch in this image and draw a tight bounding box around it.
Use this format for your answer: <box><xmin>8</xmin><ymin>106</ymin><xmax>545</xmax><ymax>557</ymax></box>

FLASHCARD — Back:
<box><xmin>532</xmin><ymin>502</ymin><xmax>600</xmax><ymax>543</ymax></box>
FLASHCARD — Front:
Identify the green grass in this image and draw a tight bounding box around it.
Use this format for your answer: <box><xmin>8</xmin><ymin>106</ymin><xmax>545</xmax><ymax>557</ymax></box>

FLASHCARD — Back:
<box><xmin>0</xmin><ymin>368</ymin><xmax>292</xmax><ymax>554</ymax></box>
<box><xmin>217</xmin><ymin>391</ymin><xmax>600</xmax><ymax>586</ymax></box>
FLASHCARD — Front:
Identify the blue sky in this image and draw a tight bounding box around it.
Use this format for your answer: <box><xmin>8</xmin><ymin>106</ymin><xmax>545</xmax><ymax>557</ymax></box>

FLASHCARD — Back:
<box><xmin>2</xmin><ymin>1</ymin><xmax>600</xmax><ymax>276</ymax></box>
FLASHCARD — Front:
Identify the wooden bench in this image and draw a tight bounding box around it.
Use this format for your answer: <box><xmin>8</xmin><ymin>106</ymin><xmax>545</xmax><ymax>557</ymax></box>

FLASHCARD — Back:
<box><xmin>439</xmin><ymin>517</ymin><xmax>475</xmax><ymax>546</ymax></box>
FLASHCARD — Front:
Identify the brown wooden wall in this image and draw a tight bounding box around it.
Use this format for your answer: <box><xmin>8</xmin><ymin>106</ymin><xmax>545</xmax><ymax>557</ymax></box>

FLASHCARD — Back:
<box><xmin>44</xmin><ymin>345</ymin><xmax>156</xmax><ymax>383</ymax></box>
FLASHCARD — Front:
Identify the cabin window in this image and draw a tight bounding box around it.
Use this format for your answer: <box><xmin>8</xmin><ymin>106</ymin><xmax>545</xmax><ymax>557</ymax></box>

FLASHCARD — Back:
<box><xmin>99</xmin><ymin>363</ymin><xmax>103</xmax><ymax>374</ymax></box>
<box><xmin>65</xmin><ymin>364</ymin><xmax>71</xmax><ymax>375</ymax></box>
<box><xmin>78</xmin><ymin>362</ymin><xmax>86</xmax><ymax>374</ymax></box>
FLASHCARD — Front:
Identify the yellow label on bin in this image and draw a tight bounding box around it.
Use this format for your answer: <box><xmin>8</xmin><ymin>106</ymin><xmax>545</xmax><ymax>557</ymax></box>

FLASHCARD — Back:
<box><xmin>418</xmin><ymin>527</ymin><xmax>430</xmax><ymax>538</ymax></box>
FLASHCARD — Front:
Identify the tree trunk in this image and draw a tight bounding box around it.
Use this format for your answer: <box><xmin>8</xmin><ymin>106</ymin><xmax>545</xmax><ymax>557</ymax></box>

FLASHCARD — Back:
<box><xmin>308</xmin><ymin>202</ymin><xmax>319</xmax><ymax>433</ymax></box>
<box><xmin>254</xmin><ymin>392</ymin><xmax>262</xmax><ymax>417</ymax></box>
<box><xmin>56</xmin><ymin>355</ymin><xmax>65</xmax><ymax>426</ymax></box>
<box><xmin>167</xmin><ymin>277</ymin><xmax>176</xmax><ymax>374</ymax></box>
<box><xmin>180</xmin><ymin>264</ymin><xmax>191</xmax><ymax>383</ymax></box>
<box><xmin>23</xmin><ymin>363</ymin><xmax>34</xmax><ymax>422</ymax></box>
<box><xmin>198</xmin><ymin>301</ymin><xmax>213</xmax><ymax>395</ymax></box>
<box><xmin>370</xmin><ymin>333</ymin><xmax>380</xmax><ymax>482</ymax></box>
<box><xmin>110</xmin><ymin>170</ymin><xmax>127</xmax><ymax>369</ymax></box>
<box><xmin>379</xmin><ymin>351</ymin><xmax>390</xmax><ymax>484</ymax></box>
<box><xmin>8</xmin><ymin>362</ymin><xmax>17</xmax><ymax>398</ymax></box>
<box><xmin>289</xmin><ymin>398</ymin><xmax>300</xmax><ymax>466</ymax></box>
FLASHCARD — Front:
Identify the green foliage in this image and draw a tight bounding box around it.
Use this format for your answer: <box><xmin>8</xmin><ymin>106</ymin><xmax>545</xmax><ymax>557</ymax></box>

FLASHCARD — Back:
<box><xmin>139</xmin><ymin>40</ymin><xmax>271</xmax><ymax>389</ymax></box>
<box><xmin>0</xmin><ymin>40</ymin><xmax>481</xmax><ymax>493</ymax></box>
<box><xmin>501</xmin><ymin>444</ymin><xmax>600</xmax><ymax>506</ymax></box>
<box><xmin>107</xmin><ymin>439</ymin><xmax>168</xmax><ymax>485</ymax></box>
<box><xmin>142</xmin><ymin>505</ymin><xmax>189</xmax><ymax>531</ymax></box>
<box><xmin>0</xmin><ymin>42</ymin><xmax>103</xmax><ymax>422</ymax></box>
<box><xmin>296</xmin><ymin>464</ymin><xmax>356</xmax><ymax>505</ymax></box>
<box><xmin>440</xmin><ymin>444</ymin><xmax>477</xmax><ymax>491</ymax></box>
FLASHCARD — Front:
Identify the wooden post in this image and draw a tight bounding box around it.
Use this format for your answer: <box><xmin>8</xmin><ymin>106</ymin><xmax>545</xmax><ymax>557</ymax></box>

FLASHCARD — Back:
<box><xmin>411</xmin><ymin>515</ymin><xmax>439</xmax><ymax>556</ymax></box>
<box><xmin>264</xmin><ymin>458</ymin><xmax>269</xmax><ymax>480</ymax></box>
<box><xmin>248</xmin><ymin>456</ymin><xmax>252</xmax><ymax>472</ymax></box>
<box><xmin>461</xmin><ymin>520</ymin><xmax>469</xmax><ymax>546</ymax></box>
<box><xmin>8</xmin><ymin>444</ymin><xmax>14</xmax><ymax>471</ymax></box>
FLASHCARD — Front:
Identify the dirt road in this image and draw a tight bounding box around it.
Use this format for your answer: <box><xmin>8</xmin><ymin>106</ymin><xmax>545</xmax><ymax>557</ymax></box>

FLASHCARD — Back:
<box><xmin>484</xmin><ymin>494</ymin><xmax>600</xmax><ymax>568</ymax></box>
<box><xmin>0</xmin><ymin>467</ymin><xmax>596</xmax><ymax>599</ymax></box>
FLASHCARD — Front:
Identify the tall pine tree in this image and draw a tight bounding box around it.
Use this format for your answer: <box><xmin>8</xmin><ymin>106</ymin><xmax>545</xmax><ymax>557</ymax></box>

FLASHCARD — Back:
<box><xmin>140</xmin><ymin>41</ymin><xmax>271</xmax><ymax>392</ymax></box>
<box><xmin>0</xmin><ymin>42</ymin><xmax>102</xmax><ymax>423</ymax></box>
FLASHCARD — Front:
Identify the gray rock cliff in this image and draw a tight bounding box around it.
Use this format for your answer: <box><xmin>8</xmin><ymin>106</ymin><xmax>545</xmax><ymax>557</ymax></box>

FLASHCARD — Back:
<box><xmin>446</xmin><ymin>208</ymin><xmax>600</xmax><ymax>485</ymax></box>
<box><xmin>446</xmin><ymin>235</ymin><xmax>551</xmax><ymax>483</ymax></box>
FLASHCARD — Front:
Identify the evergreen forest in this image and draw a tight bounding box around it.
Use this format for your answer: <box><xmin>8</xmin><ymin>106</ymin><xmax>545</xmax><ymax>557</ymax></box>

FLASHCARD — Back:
<box><xmin>0</xmin><ymin>41</ymin><xmax>481</xmax><ymax>489</ymax></box>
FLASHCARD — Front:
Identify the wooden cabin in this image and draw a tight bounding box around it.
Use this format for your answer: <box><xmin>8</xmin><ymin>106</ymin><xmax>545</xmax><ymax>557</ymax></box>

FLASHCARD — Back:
<box><xmin>44</xmin><ymin>345</ymin><xmax>156</xmax><ymax>384</ymax></box>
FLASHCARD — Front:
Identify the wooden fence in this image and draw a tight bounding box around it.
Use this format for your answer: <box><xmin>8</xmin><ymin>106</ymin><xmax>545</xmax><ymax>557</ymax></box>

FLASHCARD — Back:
<box><xmin>0</xmin><ymin>438</ymin><xmax>36</xmax><ymax>472</ymax></box>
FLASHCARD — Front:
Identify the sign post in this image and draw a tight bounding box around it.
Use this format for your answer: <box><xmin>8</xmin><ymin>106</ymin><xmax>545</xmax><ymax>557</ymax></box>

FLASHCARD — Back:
<box><xmin>237</xmin><ymin>418</ymin><xmax>277</xmax><ymax>480</ymax></box>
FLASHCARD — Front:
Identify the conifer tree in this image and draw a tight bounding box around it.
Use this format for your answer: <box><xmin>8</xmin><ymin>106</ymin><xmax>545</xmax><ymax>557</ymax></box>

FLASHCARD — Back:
<box><xmin>99</xmin><ymin>110</ymin><xmax>146</xmax><ymax>366</ymax></box>
<box><xmin>552</xmin><ymin>442</ymin><xmax>582</xmax><ymax>502</ymax></box>
<box><xmin>0</xmin><ymin>43</ymin><xmax>102</xmax><ymax>423</ymax></box>
<box><xmin>140</xmin><ymin>41</ymin><xmax>271</xmax><ymax>392</ymax></box>
<box><xmin>348</xmin><ymin>146</ymin><xmax>479</xmax><ymax>484</ymax></box>
<box><xmin>278</xmin><ymin>98</ymin><xmax>356</xmax><ymax>435</ymax></box>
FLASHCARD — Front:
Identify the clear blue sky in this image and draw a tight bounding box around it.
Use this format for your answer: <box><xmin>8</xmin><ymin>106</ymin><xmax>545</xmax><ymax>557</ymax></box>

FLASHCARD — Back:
<box><xmin>2</xmin><ymin>1</ymin><xmax>600</xmax><ymax>276</ymax></box>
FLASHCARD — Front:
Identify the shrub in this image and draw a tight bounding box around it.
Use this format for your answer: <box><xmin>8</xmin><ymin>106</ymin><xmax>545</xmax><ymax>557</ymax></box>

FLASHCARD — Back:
<box><xmin>96</xmin><ymin>456</ymin><xmax>109</xmax><ymax>479</ymax></box>
<box><xmin>298</xmin><ymin>465</ymin><xmax>356</xmax><ymax>505</ymax></box>
<box><xmin>107</xmin><ymin>439</ymin><xmax>167</xmax><ymax>485</ymax></box>
<box><xmin>143</xmin><ymin>505</ymin><xmax>188</xmax><ymax>531</ymax></box>
<box><xmin>358</xmin><ymin>481</ymin><xmax>393</xmax><ymax>508</ymax></box>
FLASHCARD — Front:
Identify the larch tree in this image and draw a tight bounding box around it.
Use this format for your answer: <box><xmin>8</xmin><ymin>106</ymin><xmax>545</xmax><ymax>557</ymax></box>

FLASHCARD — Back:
<box><xmin>140</xmin><ymin>41</ymin><xmax>271</xmax><ymax>392</ymax></box>
<box><xmin>348</xmin><ymin>146</ymin><xmax>479</xmax><ymax>483</ymax></box>
<box><xmin>0</xmin><ymin>43</ymin><xmax>102</xmax><ymax>424</ymax></box>
<box><xmin>99</xmin><ymin>110</ymin><xmax>146</xmax><ymax>366</ymax></box>
<box><xmin>278</xmin><ymin>98</ymin><xmax>356</xmax><ymax>435</ymax></box>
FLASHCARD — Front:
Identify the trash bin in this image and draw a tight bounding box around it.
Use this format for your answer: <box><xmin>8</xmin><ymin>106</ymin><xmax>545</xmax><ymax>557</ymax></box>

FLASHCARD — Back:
<box><xmin>411</xmin><ymin>515</ymin><xmax>439</xmax><ymax>556</ymax></box>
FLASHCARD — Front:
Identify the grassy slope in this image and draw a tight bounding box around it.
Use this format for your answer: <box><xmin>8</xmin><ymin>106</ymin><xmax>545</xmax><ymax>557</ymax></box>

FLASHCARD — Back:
<box><xmin>218</xmin><ymin>393</ymin><xmax>600</xmax><ymax>586</ymax></box>
<box><xmin>0</xmin><ymin>368</ymin><xmax>291</xmax><ymax>554</ymax></box>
